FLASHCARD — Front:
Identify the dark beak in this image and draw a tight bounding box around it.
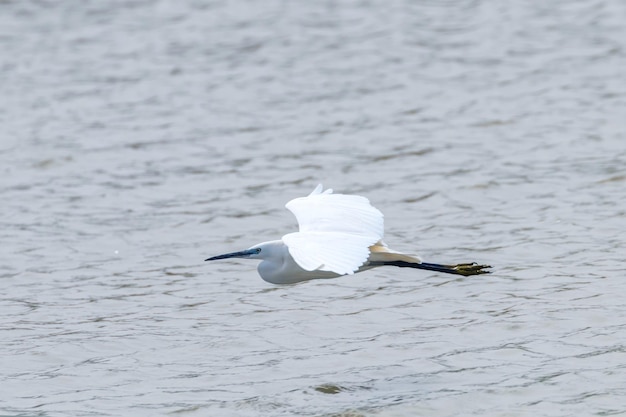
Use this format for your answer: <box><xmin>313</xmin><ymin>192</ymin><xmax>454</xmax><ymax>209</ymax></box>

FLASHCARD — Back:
<box><xmin>205</xmin><ymin>249</ymin><xmax>256</xmax><ymax>261</ymax></box>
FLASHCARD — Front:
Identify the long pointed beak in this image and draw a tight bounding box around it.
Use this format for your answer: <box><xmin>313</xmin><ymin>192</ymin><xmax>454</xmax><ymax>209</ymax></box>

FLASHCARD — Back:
<box><xmin>205</xmin><ymin>249</ymin><xmax>256</xmax><ymax>261</ymax></box>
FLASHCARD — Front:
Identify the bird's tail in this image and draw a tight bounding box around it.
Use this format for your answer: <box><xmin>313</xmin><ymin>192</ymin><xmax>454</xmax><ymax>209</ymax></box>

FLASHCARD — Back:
<box><xmin>368</xmin><ymin>244</ymin><xmax>491</xmax><ymax>276</ymax></box>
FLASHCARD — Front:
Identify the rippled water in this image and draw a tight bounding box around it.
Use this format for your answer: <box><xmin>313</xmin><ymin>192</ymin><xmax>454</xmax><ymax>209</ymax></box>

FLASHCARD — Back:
<box><xmin>2</xmin><ymin>1</ymin><xmax>625</xmax><ymax>416</ymax></box>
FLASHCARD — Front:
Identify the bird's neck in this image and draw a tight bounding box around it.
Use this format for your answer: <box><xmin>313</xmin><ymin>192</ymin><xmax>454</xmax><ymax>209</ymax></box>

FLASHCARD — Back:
<box><xmin>256</xmin><ymin>240</ymin><xmax>297</xmax><ymax>284</ymax></box>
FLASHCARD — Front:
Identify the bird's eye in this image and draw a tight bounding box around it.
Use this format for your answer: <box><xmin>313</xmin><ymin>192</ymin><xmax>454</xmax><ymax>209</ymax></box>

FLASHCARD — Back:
<box><xmin>256</xmin><ymin>248</ymin><xmax>262</xmax><ymax>253</ymax></box>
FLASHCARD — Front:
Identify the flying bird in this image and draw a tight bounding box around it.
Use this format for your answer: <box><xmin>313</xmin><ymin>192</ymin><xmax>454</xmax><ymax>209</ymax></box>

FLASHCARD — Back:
<box><xmin>206</xmin><ymin>185</ymin><xmax>491</xmax><ymax>284</ymax></box>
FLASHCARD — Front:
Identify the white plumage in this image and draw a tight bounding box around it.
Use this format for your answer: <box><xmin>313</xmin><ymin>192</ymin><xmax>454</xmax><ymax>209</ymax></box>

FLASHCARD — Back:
<box><xmin>283</xmin><ymin>184</ymin><xmax>383</xmax><ymax>275</ymax></box>
<box><xmin>205</xmin><ymin>184</ymin><xmax>491</xmax><ymax>284</ymax></box>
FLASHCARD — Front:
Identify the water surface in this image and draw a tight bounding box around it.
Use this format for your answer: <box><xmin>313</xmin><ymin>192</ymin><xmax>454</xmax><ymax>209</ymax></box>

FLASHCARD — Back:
<box><xmin>1</xmin><ymin>1</ymin><xmax>625</xmax><ymax>416</ymax></box>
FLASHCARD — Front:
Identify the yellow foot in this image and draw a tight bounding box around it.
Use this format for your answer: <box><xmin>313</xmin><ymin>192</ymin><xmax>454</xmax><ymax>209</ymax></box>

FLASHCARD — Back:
<box><xmin>450</xmin><ymin>263</ymin><xmax>492</xmax><ymax>276</ymax></box>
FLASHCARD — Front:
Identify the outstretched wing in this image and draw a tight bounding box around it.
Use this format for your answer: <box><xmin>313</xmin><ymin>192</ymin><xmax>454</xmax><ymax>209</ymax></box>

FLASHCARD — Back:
<box><xmin>282</xmin><ymin>184</ymin><xmax>384</xmax><ymax>275</ymax></box>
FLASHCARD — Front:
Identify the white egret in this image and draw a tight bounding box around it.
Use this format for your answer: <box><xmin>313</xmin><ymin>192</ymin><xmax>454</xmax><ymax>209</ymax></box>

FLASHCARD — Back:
<box><xmin>206</xmin><ymin>185</ymin><xmax>491</xmax><ymax>284</ymax></box>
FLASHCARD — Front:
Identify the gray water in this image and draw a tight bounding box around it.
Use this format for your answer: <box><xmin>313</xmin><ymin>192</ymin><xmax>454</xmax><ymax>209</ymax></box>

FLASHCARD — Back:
<box><xmin>1</xmin><ymin>1</ymin><xmax>625</xmax><ymax>416</ymax></box>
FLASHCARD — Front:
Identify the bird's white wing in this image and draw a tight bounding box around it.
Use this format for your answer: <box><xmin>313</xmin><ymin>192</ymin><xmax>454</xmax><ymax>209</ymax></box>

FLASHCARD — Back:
<box><xmin>282</xmin><ymin>185</ymin><xmax>384</xmax><ymax>275</ymax></box>
<box><xmin>285</xmin><ymin>184</ymin><xmax>384</xmax><ymax>237</ymax></box>
<box><xmin>282</xmin><ymin>232</ymin><xmax>377</xmax><ymax>275</ymax></box>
